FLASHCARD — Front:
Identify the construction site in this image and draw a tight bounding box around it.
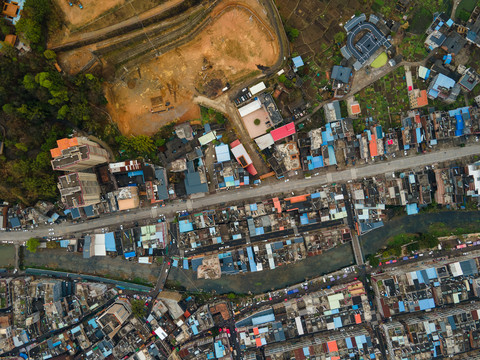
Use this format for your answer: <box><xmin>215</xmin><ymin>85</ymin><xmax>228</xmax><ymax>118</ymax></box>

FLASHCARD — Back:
<box><xmin>49</xmin><ymin>0</ymin><xmax>283</xmax><ymax>135</ymax></box>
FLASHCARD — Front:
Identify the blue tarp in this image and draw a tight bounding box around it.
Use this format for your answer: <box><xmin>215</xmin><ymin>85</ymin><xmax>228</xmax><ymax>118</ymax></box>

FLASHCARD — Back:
<box><xmin>124</xmin><ymin>251</ymin><xmax>135</xmax><ymax>259</ymax></box>
<box><xmin>172</xmin><ymin>259</ymin><xmax>178</xmax><ymax>267</ymax></box>
<box><xmin>128</xmin><ymin>170</ymin><xmax>144</xmax><ymax>177</ymax></box>
<box><xmin>398</xmin><ymin>301</ymin><xmax>405</xmax><ymax>312</ymax></box>
<box><xmin>183</xmin><ymin>259</ymin><xmax>189</xmax><ymax>270</ymax></box>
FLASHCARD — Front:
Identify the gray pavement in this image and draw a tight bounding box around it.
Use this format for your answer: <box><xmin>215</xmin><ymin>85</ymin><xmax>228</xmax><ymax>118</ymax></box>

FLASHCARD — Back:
<box><xmin>2</xmin><ymin>144</ymin><xmax>479</xmax><ymax>242</ymax></box>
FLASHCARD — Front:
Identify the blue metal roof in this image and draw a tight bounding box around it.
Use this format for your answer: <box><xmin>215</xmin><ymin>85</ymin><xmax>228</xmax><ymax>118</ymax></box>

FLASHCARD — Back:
<box><xmin>83</xmin><ymin>236</ymin><xmax>91</xmax><ymax>259</ymax></box>
<box><xmin>328</xmin><ymin>145</ymin><xmax>337</xmax><ymax>165</ymax></box>
<box><xmin>246</xmin><ymin>246</ymin><xmax>257</xmax><ymax>272</ymax></box>
<box><xmin>71</xmin><ymin>208</ymin><xmax>81</xmax><ymax>219</ymax></box>
<box><xmin>105</xmin><ymin>232</ymin><xmax>116</xmax><ymax>252</ymax></box>
<box><xmin>292</xmin><ymin>56</ymin><xmax>304</xmax><ymax>68</ymax></box>
<box><xmin>433</xmin><ymin>73</ymin><xmax>455</xmax><ymax>90</ymax></box>
<box><xmin>252</xmin><ymin>313</ymin><xmax>275</xmax><ymax>325</ymax></box>
<box><xmin>215</xmin><ymin>144</ymin><xmax>231</xmax><ymax>163</ymax></box>
<box><xmin>9</xmin><ymin>217</ymin><xmax>20</xmax><ymax>228</ymax></box>
<box><xmin>179</xmin><ymin>220</ymin><xmax>194</xmax><ymax>233</ymax></box>
<box><xmin>419</xmin><ymin>298</ymin><xmax>435</xmax><ymax>310</ymax></box>
<box><xmin>307</xmin><ymin>155</ymin><xmax>324</xmax><ymax>170</ymax></box>
<box><xmin>184</xmin><ymin>172</ymin><xmax>208</xmax><ymax>195</ymax></box>
<box><xmin>406</xmin><ymin>203</ymin><xmax>419</xmax><ymax>215</ymax></box>
<box><xmin>416</xmin><ymin>128</ymin><xmax>422</xmax><ymax>144</ymax></box>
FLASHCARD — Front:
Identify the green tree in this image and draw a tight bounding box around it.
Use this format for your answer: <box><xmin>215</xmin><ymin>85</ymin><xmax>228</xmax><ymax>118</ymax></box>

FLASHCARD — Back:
<box><xmin>254</xmin><ymin>119</ymin><xmax>261</xmax><ymax>126</ymax></box>
<box><xmin>367</xmin><ymin>254</ymin><xmax>380</xmax><ymax>267</ymax></box>
<box><xmin>0</xmin><ymin>19</ymin><xmax>11</xmax><ymax>36</ymax></box>
<box><xmin>14</xmin><ymin>143</ymin><xmax>28</xmax><ymax>152</ymax></box>
<box><xmin>16</xmin><ymin>18</ymin><xmax>42</xmax><ymax>45</ymax></box>
<box><xmin>119</xmin><ymin>135</ymin><xmax>155</xmax><ymax>155</ymax></box>
<box><xmin>130</xmin><ymin>299</ymin><xmax>146</xmax><ymax>318</ymax></box>
<box><xmin>23</xmin><ymin>73</ymin><xmax>37</xmax><ymax>90</ymax></box>
<box><xmin>334</xmin><ymin>32</ymin><xmax>345</xmax><ymax>44</ymax></box>
<box><xmin>285</xmin><ymin>26</ymin><xmax>300</xmax><ymax>42</ymax></box>
<box><xmin>26</xmin><ymin>238</ymin><xmax>40</xmax><ymax>253</ymax></box>
<box><xmin>57</xmin><ymin>104</ymin><xmax>69</xmax><ymax>119</ymax></box>
<box><xmin>154</xmin><ymin>138</ymin><xmax>166</xmax><ymax>147</ymax></box>
<box><xmin>43</xmin><ymin>49</ymin><xmax>56</xmax><ymax>60</ymax></box>
<box><xmin>2</xmin><ymin>103</ymin><xmax>15</xmax><ymax>115</ymax></box>
<box><xmin>15</xmin><ymin>0</ymin><xmax>51</xmax><ymax>47</ymax></box>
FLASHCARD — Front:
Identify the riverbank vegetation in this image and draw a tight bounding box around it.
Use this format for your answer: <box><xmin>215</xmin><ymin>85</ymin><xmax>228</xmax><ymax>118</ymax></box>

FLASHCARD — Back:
<box><xmin>367</xmin><ymin>221</ymin><xmax>480</xmax><ymax>266</ymax></box>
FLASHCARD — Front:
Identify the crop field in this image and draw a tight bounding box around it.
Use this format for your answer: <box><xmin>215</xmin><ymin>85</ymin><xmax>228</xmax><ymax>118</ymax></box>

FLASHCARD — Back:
<box><xmin>354</xmin><ymin>67</ymin><xmax>410</xmax><ymax>129</ymax></box>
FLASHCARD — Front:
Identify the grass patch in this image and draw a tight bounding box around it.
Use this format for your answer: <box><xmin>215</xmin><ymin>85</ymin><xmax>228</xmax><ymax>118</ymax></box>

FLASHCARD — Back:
<box><xmin>456</xmin><ymin>0</ymin><xmax>478</xmax><ymax>22</ymax></box>
<box><xmin>410</xmin><ymin>7</ymin><xmax>433</xmax><ymax>34</ymax></box>
<box><xmin>371</xmin><ymin>52</ymin><xmax>388</xmax><ymax>68</ymax></box>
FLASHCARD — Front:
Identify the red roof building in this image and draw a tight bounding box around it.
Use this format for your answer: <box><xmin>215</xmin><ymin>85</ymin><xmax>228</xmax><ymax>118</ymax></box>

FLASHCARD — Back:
<box><xmin>369</xmin><ymin>134</ymin><xmax>378</xmax><ymax>157</ymax></box>
<box><xmin>230</xmin><ymin>140</ymin><xmax>257</xmax><ymax>176</ymax></box>
<box><xmin>270</xmin><ymin>122</ymin><xmax>296</xmax><ymax>142</ymax></box>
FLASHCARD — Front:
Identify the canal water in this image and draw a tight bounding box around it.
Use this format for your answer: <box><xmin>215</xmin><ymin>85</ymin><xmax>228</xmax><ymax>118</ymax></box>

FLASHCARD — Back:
<box><xmin>169</xmin><ymin>211</ymin><xmax>480</xmax><ymax>294</ymax></box>
<box><xmin>360</xmin><ymin>210</ymin><xmax>480</xmax><ymax>257</ymax></box>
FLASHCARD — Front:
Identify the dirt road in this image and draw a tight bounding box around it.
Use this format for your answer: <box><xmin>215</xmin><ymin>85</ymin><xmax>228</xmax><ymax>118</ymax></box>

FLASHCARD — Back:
<box><xmin>50</xmin><ymin>0</ymin><xmax>185</xmax><ymax>50</ymax></box>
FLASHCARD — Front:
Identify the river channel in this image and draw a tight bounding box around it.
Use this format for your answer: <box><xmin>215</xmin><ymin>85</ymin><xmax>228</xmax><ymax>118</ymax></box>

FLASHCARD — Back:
<box><xmin>169</xmin><ymin>210</ymin><xmax>480</xmax><ymax>294</ymax></box>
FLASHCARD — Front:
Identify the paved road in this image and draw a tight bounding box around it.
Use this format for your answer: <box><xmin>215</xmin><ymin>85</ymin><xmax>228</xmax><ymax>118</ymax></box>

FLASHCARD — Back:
<box><xmin>2</xmin><ymin>144</ymin><xmax>479</xmax><ymax>242</ymax></box>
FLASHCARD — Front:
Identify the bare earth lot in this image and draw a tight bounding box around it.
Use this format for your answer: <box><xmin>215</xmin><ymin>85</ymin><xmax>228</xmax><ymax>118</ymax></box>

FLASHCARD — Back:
<box><xmin>106</xmin><ymin>3</ymin><xmax>279</xmax><ymax>135</ymax></box>
<box><xmin>53</xmin><ymin>0</ymin><xmax>126</xmax><ymax>28</ymax></box>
